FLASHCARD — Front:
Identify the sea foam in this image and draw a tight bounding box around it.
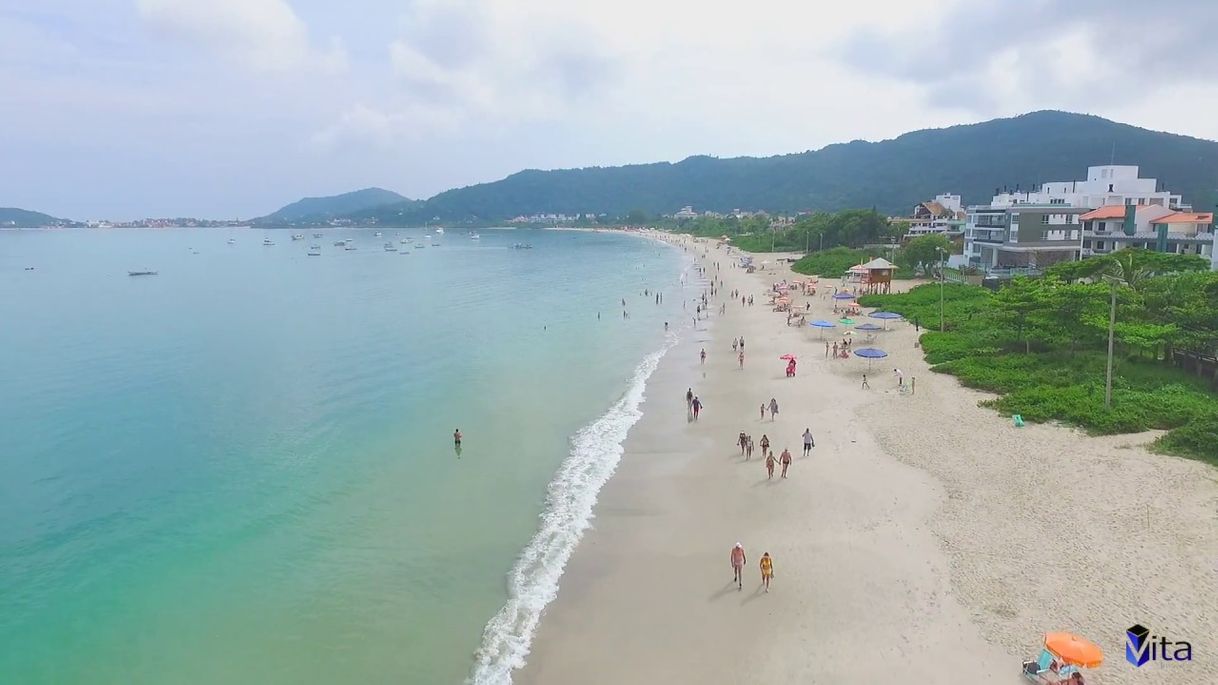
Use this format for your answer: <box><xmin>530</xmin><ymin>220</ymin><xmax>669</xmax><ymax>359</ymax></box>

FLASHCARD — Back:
<box><xmin>468</xmin><ymin>333</ymin><xmax>678</xmax><ymax>684</ymax></box>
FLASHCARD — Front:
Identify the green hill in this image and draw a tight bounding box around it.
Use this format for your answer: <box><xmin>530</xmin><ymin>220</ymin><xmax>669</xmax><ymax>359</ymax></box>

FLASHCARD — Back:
<box><xmin>356</xmin><ymin>111</ymin><xmax>1218</xmax><ymax>224</ymax></box>
<box><xmin>0</xmin><ymin>208</ymin><xmax>63</xmax><ymax>227</ymax></box>
<box><xmin>255</xmin><ymin>187</ymin><xmax>411</xmax><ymax>224</ymax></box>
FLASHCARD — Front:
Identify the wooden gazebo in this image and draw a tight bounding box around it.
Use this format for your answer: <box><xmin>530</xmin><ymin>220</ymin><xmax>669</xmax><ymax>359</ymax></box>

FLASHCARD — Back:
<box><xmin>859</xmin><ymin>257</ymin><xmax>898</xmax><ymax>294</ymax></box>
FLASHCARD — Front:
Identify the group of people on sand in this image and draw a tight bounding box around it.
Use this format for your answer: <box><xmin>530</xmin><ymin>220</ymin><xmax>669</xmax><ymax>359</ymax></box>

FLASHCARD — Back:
<box><xmin>826</xmin><ymin>338</ymin><xmax>853</xmax><ymax>359</ymax></box>
<box><xmin>730</xmin><ymin>542</ymin><xmax>775</xmax><ymax>592</ymax></box>
<box><xmin>685</xmin><ymin>387</ymin><xmax>703</xmax><ymax>421</ymax></box>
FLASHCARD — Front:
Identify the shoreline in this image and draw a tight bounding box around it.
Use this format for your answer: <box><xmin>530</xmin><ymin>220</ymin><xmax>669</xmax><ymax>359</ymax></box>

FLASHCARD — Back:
<box><xmin>516</xmin><ymin>236</ymin><xmax>1218</xmax><ymax>684</ymax></box>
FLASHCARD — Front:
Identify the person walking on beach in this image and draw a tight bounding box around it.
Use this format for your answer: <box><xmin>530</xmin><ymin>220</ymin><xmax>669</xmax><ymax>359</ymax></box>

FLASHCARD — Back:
<box><xmin>759</xmin><ymin>402</ymin><xmax>766</xmax><ymax>420</ymax></box>
<box><xmin>780</xmin><ymin>447</ymin><xmax>792</xmax><ymax>478</ymax></box>
<box><xmin>769</xmin><ymin>397</ymin><xmax>779</xmax><ymax>421</ymax></box>
<box><xmin>700</xmin><ymin>348</ymin><xmax>707</xmax><ymax>365</ymax></box>
<box><xmin>861</xmin><ymin>373</ymin><xmax>870</xmax><ymax>389</ymax></box>
<box><xmin>739</xmin><ymin>337</ymin><xmax>744</xmax><ymax>351</ymax></box>
<box><xmin>731</xmin><ymin>543</ymin><xmax>746</xmax><ymax>590</ymax></box>
<box><xmin>732</xmin><ymin>337</ymin><xmax>738</xmax><ymax>352</ymax></box>
<box><xmin>765</xmin><ymin>450</ymin><xmax>776</xmax><ymax>479</ymax></box>
<box><xmin>760</xmin><ymin>552</ymin><xmax>774</xmax><ymax>592</ymax></box>
<box><xmin>825</xmin><ymin>341</ymin><xmax>830</xmax><ymax>358</ymax></box>
<box><xmin>738</xmin><ymin>431</ymin><xmax>748</xmax><ymax>456</ymax></box>
<box><xmin>893</xmin><ymin>368</ymin><xmax>904</xmax><ymax>387</ymax></box>
<box><xmin>691</xmin><ymin>396</ymin><xmax>703</xmax><ymax>421</ymax></box>
<box><xmin>832</xmin><ymin>341</ymin><xmax>839</xmax><ymax>358</ymax></box>
<box><xmin>745</xmin><ymin>435</ymin><xmax>754</xmax><ymax>459</ymax></box>
<box><xmin>802</xmin><ymin>428</ymin><xmax>814</xmax><ymax>456</ymax></box>
<box><xmin>686</xmin><ymin>388</ymin><xmax>694</xmax><ymax>408</ymax></box>
<box><xmin>759</xmin><ymin>434</ymin><xmax>770</xmax><ymax>455</ymax></box>
<box><xmin>664</xmin><ymin>321</ymin><xmax>668</xmax><ymax>331</ymax></box>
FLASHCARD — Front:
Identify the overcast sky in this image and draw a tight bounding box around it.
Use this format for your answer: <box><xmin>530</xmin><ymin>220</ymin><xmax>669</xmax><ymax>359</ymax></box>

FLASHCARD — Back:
<box><xmin>4</xmin><ymin>0</ymin><xmax>1218</xmax><ymax>219</ymax></box>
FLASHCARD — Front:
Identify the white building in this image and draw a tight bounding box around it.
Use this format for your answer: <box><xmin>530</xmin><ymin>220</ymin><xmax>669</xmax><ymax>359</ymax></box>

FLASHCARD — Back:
<box><xmin>964</xmin><ymin>164</ymin><xmax>1194</xmax><ymax>273</ymax></box>
<box><xmin>673</xmin><ymin>205</ymin><xmax>698</xmax><ymax>220</ymax></box>
<box><xmin>907</xmin><ymin>193</ymin><xmax>965</xmax><ymax>237</ymax></box>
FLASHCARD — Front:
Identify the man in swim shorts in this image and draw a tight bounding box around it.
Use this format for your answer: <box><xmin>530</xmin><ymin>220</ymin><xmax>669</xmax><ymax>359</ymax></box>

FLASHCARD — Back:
<box><xmin>730</xmin><ymin>543</ymin><xmax>746</xmax><ymax>590</ymax></box>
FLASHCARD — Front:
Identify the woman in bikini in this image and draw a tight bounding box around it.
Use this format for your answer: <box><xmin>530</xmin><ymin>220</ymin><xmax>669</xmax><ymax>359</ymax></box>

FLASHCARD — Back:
<box><xmin>765</xmin><ymin>450</ymin><xmax>776</xmax><ymax>479</ymax></box>
<box><xmin>759</xmin><ymin>434</ymin><xmax>770</xmax><ymax>456</ymax></box>
<box><xmin>760</xmin><ymin>552</ymin><xmax>774</xmax><ymax>592</ymax></box>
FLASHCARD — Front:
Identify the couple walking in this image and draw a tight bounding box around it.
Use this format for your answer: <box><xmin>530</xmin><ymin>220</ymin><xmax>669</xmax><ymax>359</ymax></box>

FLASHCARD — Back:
<box><xmin>730</xmin><ymin>543</ymin><xmax>775</xmax><ymax>592</ymax></box>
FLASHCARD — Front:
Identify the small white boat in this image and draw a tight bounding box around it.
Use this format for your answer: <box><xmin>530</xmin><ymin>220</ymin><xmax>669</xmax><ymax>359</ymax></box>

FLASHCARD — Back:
<box><xmin>435</xmin><ymin>227</ymin><xmax>445</xmax><ymax>234</ymax></box>
<box><xmin>400</xmin><ymin>238</ymin><xmax>410</xmax><ymax>244</ymax></box>
<box><xmin>374</xmin><ymin>231</ymin><xmax>383</xmax><ymax>237</ymax></box>
<box><xmin>333</xmin><ymin>240</ymin><xmax>346</xmax><ymax>247</ymax></box>
<box><xmin>263</xmin><ymin>238</ymin><xmax>275</xmax><ymax>246</ymax></box>
<box><xmin>345</xmin><ymin>245</ymin><xmax>356</xmax><ymax>251</ymax></box>
<box><xmin>414</xmin><ymin>242</ymin><xmax>425</xmax><ymax>249</ymax></box>
<box><xmin>313</xmin><ymin>232</ymin><xmax>323</xmax><ymax>238</ymax></box>
<box><xmin>128</xmin><ymin>270</ymin><xmax>158</xmax><ymax>276</ymax></box>
<box><xmin>308</xmin><ymin>249</ymin><xmax>321</xmax><ymax>256</ymax></box>
<box><xmin>227</xmin><ymin>238</ymin><xmax>236</xmax><ymax>245</ymax></box>
<box><xmin>384</xmin><ymin>242</ymin><xmax>397</xmax><ymax>252</ymax></box>
<box><xmin>470</xmin><ymin>233</ymin><xmax>480</xmax><ymax>240</ymax></box>
<box><xmin>292</xmin><ymin>234</ymin><xmax>304</xmax><ymax>241</ymax></box>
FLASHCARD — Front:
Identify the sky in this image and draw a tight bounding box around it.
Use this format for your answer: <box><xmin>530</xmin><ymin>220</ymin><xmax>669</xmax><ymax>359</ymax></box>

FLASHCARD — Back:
<box><xmin>4</xmin><ymin>0</ymin><xmax>1218</xmax><ymax>219</ymax></box>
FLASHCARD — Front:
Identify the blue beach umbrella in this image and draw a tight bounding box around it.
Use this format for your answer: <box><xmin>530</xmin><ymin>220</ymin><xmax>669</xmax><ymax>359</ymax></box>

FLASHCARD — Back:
<box><xmin>832</xmin><ymin>292</ymin><xmax>856</xmax><ymax>301</ymax></box>
<box><xmin>855</xmin><ymin>323</ymin><xmax>883</xmax><ymax>332</ymax></box>
<box><xmin>853</xmin><ymin>346</ymin><xmax>889</xmax><ymax>370</ymax></box>
<box><xmin>808</xmin><ymin>319</ymin><xmax>836</xmax><ymax>339</ymax></box>
<box><xmin>868</xmin><ymin>311</ymin><xmax>903</xmax><ymax>329</ymax></box>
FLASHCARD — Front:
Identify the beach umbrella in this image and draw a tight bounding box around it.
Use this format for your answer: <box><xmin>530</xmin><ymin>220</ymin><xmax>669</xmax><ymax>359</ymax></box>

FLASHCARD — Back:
<box><xmin>855</xmin><ymin>323</ymin><xmax>883</xmax><ymax>332</ymax></box>
<box><xmin>1043</xmin><ymin>633</ymin><xmax>1104</xmax><ymax>668</ymax></box>
<box><xmin>853</xmin><ymin>346</ymin><xmax>888</xmax><ymax>370</ymax></box>
<box><xmin>779</xmin><ymin>354</ymin><xmax>797</xmax><ymax>361</ymax></box>
<box><xmin>838</xmin><ymin>317</ymin><xmax>855</xmax><ymax>325</ymax></box>
<box><xmin>868</xmin><ymin>311</ymin><xmax>903</xmax><ymax>329</ymax></box>
<box><xmin>807</xmin><ymin>319</ymin><xmax>836</xmax><ymax>339</ymax></box>
<box><xmin>832</xmin><ymin>292</ymin><xmax>855</xmax><ymax>300</ymax></box>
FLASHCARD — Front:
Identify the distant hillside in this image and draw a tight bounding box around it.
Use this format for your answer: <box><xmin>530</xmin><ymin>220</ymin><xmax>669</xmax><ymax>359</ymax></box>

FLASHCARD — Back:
<box><xmin>353</xmin><ymin>111</ymin><xmax>1218</xmax><ymax>224</ymax></box>
<box><xmin>255</xmin><ymin>187</ymin><xmax>411</xmax><ymax>224</ymax></box>
<box><xmin>0</xmin><ymin>207</ymin><xmax>62</xmax><ymax>227</ymax></box>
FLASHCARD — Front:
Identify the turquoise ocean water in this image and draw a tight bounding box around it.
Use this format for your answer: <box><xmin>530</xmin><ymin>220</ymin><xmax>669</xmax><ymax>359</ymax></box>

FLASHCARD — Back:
<box><xmin>0</xmin><ymin>227</ymin><xmax>686</xmax><ymax>684</ymax></box>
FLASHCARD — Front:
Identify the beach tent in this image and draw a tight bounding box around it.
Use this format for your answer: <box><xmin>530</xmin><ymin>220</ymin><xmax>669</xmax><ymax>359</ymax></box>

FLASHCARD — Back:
<box><xmin>868</xmin><ymin>311</ymin><xmax>903</xmax><ymax>330</ymax></box>
<box><xmin>853</xmin><ymin>347</ymin><xmax>888</xmax><ymax>370</ymax></box>
<box><xmin>808</xmin><ymin>320</ymin><xmax>836</xmax><ymax>339</ymax></box>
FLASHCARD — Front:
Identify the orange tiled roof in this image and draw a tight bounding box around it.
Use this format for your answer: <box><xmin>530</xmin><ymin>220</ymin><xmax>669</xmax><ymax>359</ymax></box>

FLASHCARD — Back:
<box><xmin>1079</xmin><ymin>205</ymin><xmax>1127</xmax><ymax>221</ymax></box>
<box><xmin>1153</xmin><ymin>212</ymin><xmax>1214</xmax><ymax>224</ymax></box>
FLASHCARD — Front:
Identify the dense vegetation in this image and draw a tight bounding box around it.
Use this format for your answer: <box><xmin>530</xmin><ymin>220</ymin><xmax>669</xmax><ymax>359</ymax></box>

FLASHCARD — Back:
<box><xmin>858</xmin><ymin>251</ymin><xmax>1218</xmax><ymax>465</ymax></box>
<box><xmin>0</xmin><ymin>207</ymin><xmax>62</xmax><ymax>227</ymax></box>
<box><xmin>254</xmin><ymin>187</ymin><xmax>412</xmax><ymax>225</ymax></box>
<box><xmin>347</xmin><ymin>111</ymin><xmax>1218</xmax><ymax>224</ymax></box>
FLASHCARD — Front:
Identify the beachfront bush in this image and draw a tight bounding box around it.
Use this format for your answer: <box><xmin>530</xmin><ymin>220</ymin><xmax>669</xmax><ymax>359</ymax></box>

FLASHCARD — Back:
<box><xmin>1152</xmin><ymin>416</ymin><xmax>1218</xmax><ymax>466</ymax></box>
<box><xmin>873</xmin><ymin>278</ymin><xmax>1218</xmax><ymax>464</ymax></box>
<box><xmin>790</xmin><ymin>247</ymin><xmax>867</xmax><ymax>277</ymax></box>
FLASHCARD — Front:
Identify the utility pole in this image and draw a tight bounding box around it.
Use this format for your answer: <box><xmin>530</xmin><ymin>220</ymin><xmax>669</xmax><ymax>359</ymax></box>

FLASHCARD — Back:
<box><xmin>1105</xmin><ymin>279</ymin><xmax>1117</xmax><ymax>408</ymax></box>
<box><xmin>937</xmin><ymin>247</ymin><xmax>946</xmax><ymax>332</ymax></box>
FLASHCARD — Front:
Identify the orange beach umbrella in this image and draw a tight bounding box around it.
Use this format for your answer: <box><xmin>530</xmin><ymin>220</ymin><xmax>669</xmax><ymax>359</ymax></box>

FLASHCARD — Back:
<box><xmin>1043</xmin><ymin>633</ymin><xmax>1103</xmax><ymax>668</ymax></box>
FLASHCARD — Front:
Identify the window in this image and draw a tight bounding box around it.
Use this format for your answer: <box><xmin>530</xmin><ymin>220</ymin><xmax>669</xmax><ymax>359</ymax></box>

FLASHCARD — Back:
<box><xmin>1096</xmin><ymin>241</ymin><xmax>1105</xmax><ymax>250</ymax></box>
<box><xmin>1041</xmin><ymin>214</ymin><xmax>1050</xmax><ymax>224</ymax></box>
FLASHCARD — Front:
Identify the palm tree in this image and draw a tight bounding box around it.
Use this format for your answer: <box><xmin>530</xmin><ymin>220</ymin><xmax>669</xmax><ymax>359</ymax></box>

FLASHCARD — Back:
<box><xmin>1101</xmin><ymin>251</ymin><xmax>1151</xmax><ymax>408</ymax></box>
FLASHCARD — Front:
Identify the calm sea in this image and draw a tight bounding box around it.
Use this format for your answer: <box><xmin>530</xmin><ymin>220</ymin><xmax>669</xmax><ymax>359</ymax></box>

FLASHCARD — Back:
<box><xmin>0</xmin><ymin>227</ymin><xmax>687</xmax><ymax>684</ymax></box>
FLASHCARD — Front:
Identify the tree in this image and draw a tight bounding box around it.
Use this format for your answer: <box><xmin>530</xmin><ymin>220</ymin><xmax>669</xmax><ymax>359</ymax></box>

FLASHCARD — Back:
<box><xmin>993</xmin><ymin>277</ymin><xmax>1050</xmax><ymax>353</ymax></box>
<box><xmin>625</xmin><ymin>209</ymin><xmax>649</xmax><ymax>224</ymax></box>
<box><xmin>903</xmin><ymin>234</ymin><xmax>953</xmax><ymax>276</ymax></box>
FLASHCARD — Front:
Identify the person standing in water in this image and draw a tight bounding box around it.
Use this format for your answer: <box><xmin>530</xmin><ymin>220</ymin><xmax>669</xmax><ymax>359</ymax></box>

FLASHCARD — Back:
<box><xmin>802</xmin><ymin>428</ymin><xmax>814</xmax><ymax>456</ymax></box>
<box><xmin>780</xmin><ymin>447</ymin><xmax>792</xmax><ymax>478</ymax></box>
<box><xmin>453</xmin><ymin>428</ymin><xmax>462</xmax><ymax>446</ymax></box>
<box><xmin>769</xmin><ymin>397</ymin><xmax>779</xmax><ymax>421</ymax></box>
<box><xmin>730</xmin><ymin>543</ymin><xmax>746</xmax><ymax>590</ymax></box>
<box><xmin>760</xmin><ymin>552</ymin><xmax>774</xmax><ymax>592</ymax></box>
<box><xmin>765</xmin><ymin>450</ymin><xmax>776</xmax><ymax>479</ymax></box>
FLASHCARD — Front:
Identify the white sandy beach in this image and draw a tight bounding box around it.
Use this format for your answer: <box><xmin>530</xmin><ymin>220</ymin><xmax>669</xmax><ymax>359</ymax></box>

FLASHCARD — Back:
<box><xmin>517</xmin><ymin>235</ymin><xmax>1218</xmax><ymax>685</ymax></box>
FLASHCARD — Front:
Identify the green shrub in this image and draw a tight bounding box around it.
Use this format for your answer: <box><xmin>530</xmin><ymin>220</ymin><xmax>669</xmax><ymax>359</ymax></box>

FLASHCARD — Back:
<box><xmin>1152</xmin><ymin>416</ymin><xmax>1218</xmax><ymax>466</ymax></box>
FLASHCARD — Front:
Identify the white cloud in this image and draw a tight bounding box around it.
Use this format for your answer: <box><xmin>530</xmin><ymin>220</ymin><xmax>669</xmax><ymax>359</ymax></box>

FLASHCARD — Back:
<box><xmin>136</xmin><ymin>0</ymin><xmax>346</xmax><ymax>73</ymax></box>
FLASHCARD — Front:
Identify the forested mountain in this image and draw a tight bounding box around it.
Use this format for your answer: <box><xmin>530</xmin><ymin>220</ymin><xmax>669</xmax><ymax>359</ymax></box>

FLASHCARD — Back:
<box><xmin>0</xmin><ymin>208</ymin><xmax>62</xmax><ymax>227</ymax></box>
<box><xmin>354</xmin><ymin>111</ymin><xmax>1218</xmax><ymax>224</ymax></box>
<box><xmin>255</xmin><ymin>187</ymin><xmax>411</xmax><ymax>224</ymax></box>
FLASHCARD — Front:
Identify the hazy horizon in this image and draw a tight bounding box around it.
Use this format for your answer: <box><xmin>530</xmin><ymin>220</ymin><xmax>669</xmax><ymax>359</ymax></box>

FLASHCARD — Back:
<box><xmin>5</xmin><ymin>1</ymin><xmax>1218</xmax><ymax>219</ymax></box>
